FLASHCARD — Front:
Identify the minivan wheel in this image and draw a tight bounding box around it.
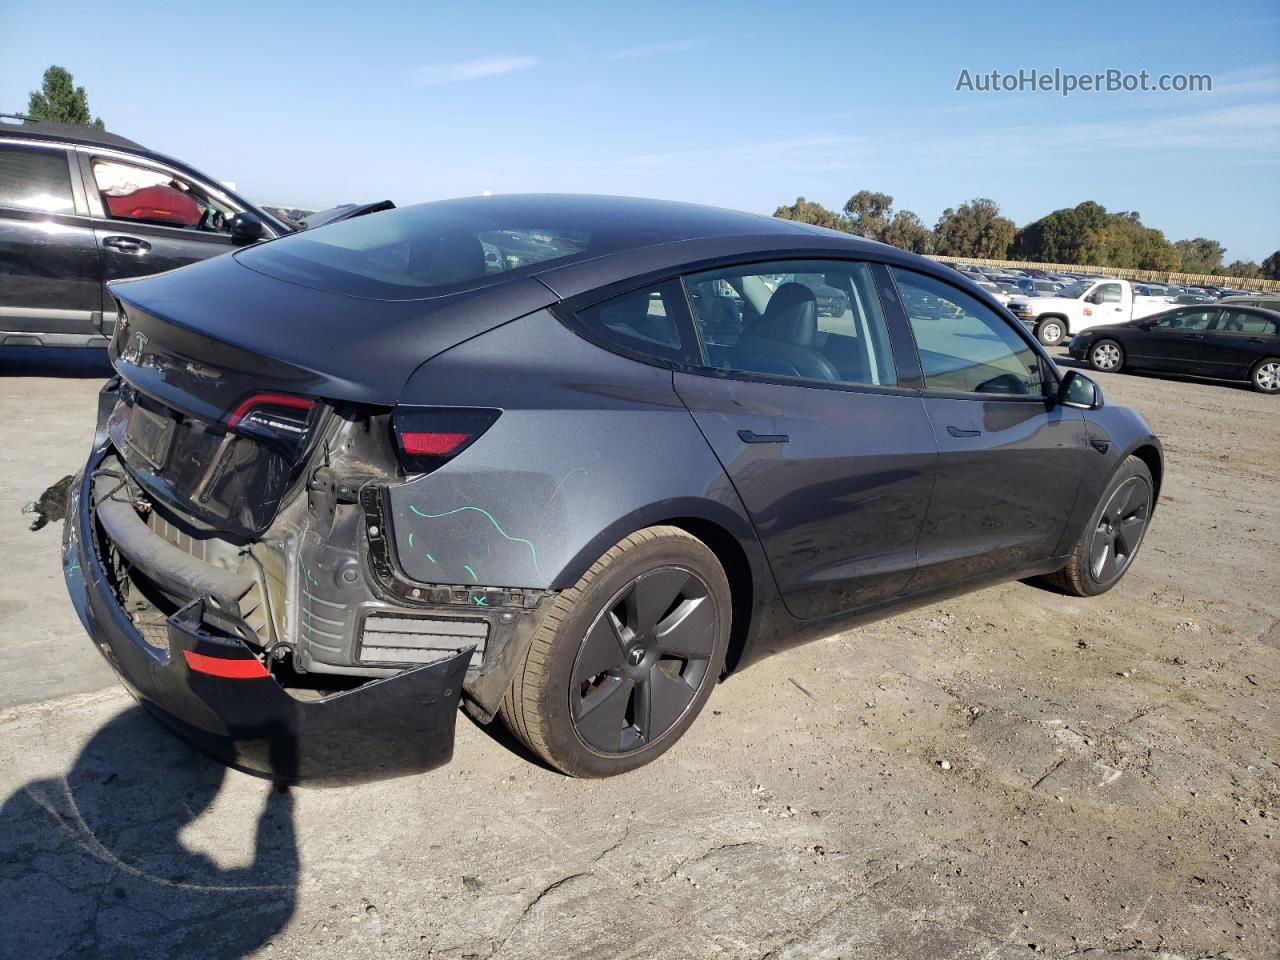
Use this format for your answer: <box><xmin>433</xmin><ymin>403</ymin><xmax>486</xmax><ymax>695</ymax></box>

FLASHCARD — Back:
<box><xmin>1036</xmin><ymin>319</ymin><xmax>1065</xmax><ymax>346</ymax></box>
<box><xmin>1089</xmin><ymin>339</ymin><xmax>1124</xmax><ymax>372</ymax></box>
<box><xmin>1044</xmin><ymin>455</ymin><xmax>1153</xmax><ymax>597</ymax></box>
<box><xmin>499</xmin><ymin>526</ymin><xmax>730</xmax><ymax>777</ymax></box>
<box><xmin>1251</xmin><ymin>358</ymin><xmax>1280</xmax><ymax>393</ymax></box>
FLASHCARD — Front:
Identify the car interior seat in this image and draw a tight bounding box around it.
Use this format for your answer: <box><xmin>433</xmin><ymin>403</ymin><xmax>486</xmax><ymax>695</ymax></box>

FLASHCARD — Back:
<box><xmin>732</xmin><ymin>282</ymin><xmax>840</xmax><ymax>380</ymax></box>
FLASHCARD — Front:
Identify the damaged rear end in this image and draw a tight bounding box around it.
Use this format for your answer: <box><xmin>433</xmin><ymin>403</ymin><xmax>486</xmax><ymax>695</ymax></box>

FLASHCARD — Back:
<box><xmin>62</xmin><ymin>250</ymin><xmax>557</xmax><ymax>783</ymax></box>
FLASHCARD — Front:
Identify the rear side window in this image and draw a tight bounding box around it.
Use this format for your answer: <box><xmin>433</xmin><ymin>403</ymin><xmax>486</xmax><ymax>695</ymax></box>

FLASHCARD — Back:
<box><xmin>892</xmin><ymin>267</ymin><xmax>1046</xmax><ymax>397</ymax></box>
<box><xmin>683</xmin><ymin>260</ymin><xmax>897</xmax><ymax>388</ymax></box>
<box><xmin>573</xmin><ymin>279</ymin><xmax>686</xmax><ymax>363</ymax></box>
<box><xmin>0</xmin><ymin>146</ymin><xmax>73</xmax><ymax>213</ymax></box>
<box><xmin>1217</xmin><ymin>310</ymin><xmax>1278</xmax><ymax>335</ymax></box>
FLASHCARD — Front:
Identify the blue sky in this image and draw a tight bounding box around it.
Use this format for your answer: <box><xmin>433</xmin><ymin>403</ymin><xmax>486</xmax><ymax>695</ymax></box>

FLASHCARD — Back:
<box><xmin>2</xmin><ymin>0</ymin><xmax>1277</xmax><ymax>260</ymax></box>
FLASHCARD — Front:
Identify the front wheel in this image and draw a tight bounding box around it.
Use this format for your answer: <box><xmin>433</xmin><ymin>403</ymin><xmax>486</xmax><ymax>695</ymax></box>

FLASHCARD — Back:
<box><xmin>1088</xmin><ymin>338</ymin><xmax>1124</xmax><ymax>373</ymax></box>
<box><xmin>1251</xmin><ymin>358</ymin><xmax>1280</xmax><ymax>393</ymax></box>
<box><xmin>500</xmin><ymin>526</ymin><xmax>731</xmax><ymax>777</ymax></box>
<box><xmin>1044</xmin><ymin>455</ymin><xmax>1153</xmax><ymax>597</ymax></box>
<box><xmin>1036</xmin><ymin>319</ymin><xmax>1066</xmax><ymax>346</ymax></box>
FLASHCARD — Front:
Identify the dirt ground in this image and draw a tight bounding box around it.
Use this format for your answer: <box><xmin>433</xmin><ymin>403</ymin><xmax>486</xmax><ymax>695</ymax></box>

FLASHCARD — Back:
<box><xmin>0</xmin><ymin>346</ymin><xmax>1275</xmax><ymax>960</ymax></box>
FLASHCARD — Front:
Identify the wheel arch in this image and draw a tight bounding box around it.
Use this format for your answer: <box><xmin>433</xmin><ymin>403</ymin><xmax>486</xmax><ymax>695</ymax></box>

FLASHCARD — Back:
<box><xmin>1128</xmin><ymin>442</ymin><xmax>1164</xmax><ymax>506</ymax></box>
<box><xmin>1037</xmin><ymin>312</ymin><xmax>1070</xmax><ymax>333</ymax></box>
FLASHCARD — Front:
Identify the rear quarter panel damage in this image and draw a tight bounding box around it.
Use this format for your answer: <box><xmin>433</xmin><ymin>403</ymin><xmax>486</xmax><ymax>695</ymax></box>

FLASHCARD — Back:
<box><xmin>388</xmin><ymin>309</ymin><xmax>769</xmax><ymax>595</ymax></box>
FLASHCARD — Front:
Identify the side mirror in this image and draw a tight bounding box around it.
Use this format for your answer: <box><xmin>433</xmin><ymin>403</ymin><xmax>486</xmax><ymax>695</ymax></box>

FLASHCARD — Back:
<box><xmin>1136</xmin><ymin>320</ymin><xmax>1153</xmax><ymax>331</ymax></box>
<box><xmin>1057</xmin><ymin>369</ymin><xmax>1103</xmax><ymax>409</ymax></box>
<box><xmin>229</xmin><ymin>211</ymin><xmax>265</xmax><ymax>246</ymax></box>
<box><xmin>1084</xmin><ymin>291</ymin><xmax>1101</xmax><ymax>305</ymax></box>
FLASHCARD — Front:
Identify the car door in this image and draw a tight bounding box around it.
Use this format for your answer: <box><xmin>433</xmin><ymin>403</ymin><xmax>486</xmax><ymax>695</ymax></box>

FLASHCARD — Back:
<box><xmin>1199</xmin><ymin>309</ymin><xmax>1280</xmax><ymax>379</ymax></box>
<box><xmin>1128</xmin><ymin>308</ymin><xmax>1216</xmax><ymax>371</ymax></box>
<box><xmin>1084</xmin><ymin>281</ymin><xmax>1128</xmax><ymax>328</ymax></box>
<box><xmin>0</xmin><ymin>141</ymin><xmax>104</xmax><ymax>345</ymax></box>
<box><xmin>673</xmin><ymin>258</ymin><xmax>938</xmax><ymax>621</ymax></box>
<box><xmin>885</xmin><ymin>267</ymin><xmax>1089</xmax><ymax>589</ymax></box>
<box><xmin>76</xmin><ymin>150</ymin><xmax>248</xmax><ymax>334</ymax></box>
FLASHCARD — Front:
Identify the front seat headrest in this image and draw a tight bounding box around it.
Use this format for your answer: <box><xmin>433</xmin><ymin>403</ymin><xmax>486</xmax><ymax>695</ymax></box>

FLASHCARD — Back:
<box><xmin>410</xmin><ymin>232</ymin><xmax>485</xmax><ymax>286</ymax></box>
<box><xmin>759</xmin><ymin>282</ymin><xmax>819</xmax><ymax>346</ymax></box>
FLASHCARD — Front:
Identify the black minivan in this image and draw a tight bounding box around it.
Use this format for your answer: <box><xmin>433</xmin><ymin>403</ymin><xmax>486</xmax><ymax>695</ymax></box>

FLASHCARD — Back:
<box><xmin>1</xmin><ymin>117</ymin><xmax>324</xmax><ymax>348</ymax></box>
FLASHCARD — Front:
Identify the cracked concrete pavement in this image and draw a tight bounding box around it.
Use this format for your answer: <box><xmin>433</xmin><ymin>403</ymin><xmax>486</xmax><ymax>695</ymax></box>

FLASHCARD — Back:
<box><xmin>0</xmin><ymin>347</ymin><xmax>1276</xmax><ymax>959</ymax></box>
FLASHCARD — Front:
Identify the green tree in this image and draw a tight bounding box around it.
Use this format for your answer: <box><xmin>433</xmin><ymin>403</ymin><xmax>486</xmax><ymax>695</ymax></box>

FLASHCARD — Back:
<box><xmin>772</xmin><ymin>197</ymin><xmax>849</xmax><ymax>233</ymax></box>
<box><xmin>1012</xmin><ymin>201</ymin><xmax>1110</xmax><ymax>264</ymax></box>
<box><xmin>842</xmin><ymin>190</ymin><xmax>894</xmax><ymax>240</ymax></box>
<box><xmin>26</xmin><ymin>66</ymin><xmax>104</xmax><ymax>129</ymax></box>
<box><xmin>933</xmin><ymin>198</ymin><xmax>1014</xmax><ymax>259</ymax></box>
<box><xmin>1223</xmin><ymin>260</ymin><xmax>1262</xmax><ymax>279</ymax></box>
<box><xmin>1174</xmin><ymin>237</ymin><xmax>1226</xmax><ymax>275</ymax></box>
<box><xmin>880</xmin><ymin>210</ymin><xmax>933</xmax><ymax>254</ymax></box>
<box><xmin>1260</xmin><ymin>250</ymin><xmax>1280</xmax><ymax>280</ymax></box>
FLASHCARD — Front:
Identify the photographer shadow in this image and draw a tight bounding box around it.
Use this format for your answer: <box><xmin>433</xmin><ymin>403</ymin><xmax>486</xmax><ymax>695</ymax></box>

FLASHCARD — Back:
<box><xmin>0</xmin><ymin>706</ymin><xmax>298</xmax><ymax>959</ymax></box>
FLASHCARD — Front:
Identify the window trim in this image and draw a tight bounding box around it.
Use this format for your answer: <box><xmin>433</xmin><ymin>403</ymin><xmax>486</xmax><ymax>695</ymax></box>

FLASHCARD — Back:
<box><xmin>1210</xmin><ymin>309</ymin><xmax>1278</xmax><ymax>337</ymax></box>
<box><xmin>884</xmin><ymin>264</ymin><xmax>1060</xmax><ymax>403</ymax></box>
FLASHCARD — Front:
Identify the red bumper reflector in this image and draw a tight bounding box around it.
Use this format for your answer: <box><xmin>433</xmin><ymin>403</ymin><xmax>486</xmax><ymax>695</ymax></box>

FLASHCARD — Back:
<box><xmin>183</xmin><ymin>650</ymin><xmax>271</xmax><ymax>679</ymax></box>
<box><xmin>399</xmin><ymin>431</ymin><xmax>470</xmax><ymax>456</ymax></box>
<box><xmin>227</xmin><ymin>392</ymin><xmax>317</xmax><ymax>429</ymax></box>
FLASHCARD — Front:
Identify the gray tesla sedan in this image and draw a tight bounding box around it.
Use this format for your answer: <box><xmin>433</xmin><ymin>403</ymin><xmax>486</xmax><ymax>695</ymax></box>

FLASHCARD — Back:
<box><xmin>62</xmin><ymin>195</ymin><xmax>1163</xmax><ymax>780</ymax></box>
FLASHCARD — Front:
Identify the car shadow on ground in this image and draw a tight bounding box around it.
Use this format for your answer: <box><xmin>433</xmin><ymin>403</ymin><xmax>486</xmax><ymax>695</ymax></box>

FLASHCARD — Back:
<box><xmin>0</xmin><ymin>346</ymin><xmax>114</xmax><ymax>378</ymax></box>
<box><xmin>0</xmin><ymin>706</ymin><xmax>298</xmax><ymax>959</ymax></box>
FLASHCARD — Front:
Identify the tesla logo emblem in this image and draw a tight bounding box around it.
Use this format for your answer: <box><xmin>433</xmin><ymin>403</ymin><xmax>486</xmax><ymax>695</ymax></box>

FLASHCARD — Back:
<box><xmin>121</xmin><ymin>330</ymin><xmax>147</xmax><ymax>364</ymax></box>
<box><xmin>627</xmin><ymin>646</ymin><xmax>646</xmax><ymax>666</ymax></box>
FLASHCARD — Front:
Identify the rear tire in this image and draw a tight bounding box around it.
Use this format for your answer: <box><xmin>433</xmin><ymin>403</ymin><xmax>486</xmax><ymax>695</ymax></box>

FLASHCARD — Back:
<box><xmin>1250</xmin><ymin>357</ymin><xmax>1280</xmax><ymax>393</ymax></box>
<box><xmin>500</xmin><ymin>526</ymin><xmax>730</xmax><ymax>777</ymax></box>
<box><xmin>1089</xmin><ymin>338</ymin><xmax>1124</xmax><ymax>373</ymax></box>
<box><xmin>1036</xmin><ymin>319</ymin><xmax>1066</xmax><ymax>346</ymax></box>
<box><xmin>1045</xmin><ymin>455</ymin><xmax>1153</xmax><ymax>597</ymax></box>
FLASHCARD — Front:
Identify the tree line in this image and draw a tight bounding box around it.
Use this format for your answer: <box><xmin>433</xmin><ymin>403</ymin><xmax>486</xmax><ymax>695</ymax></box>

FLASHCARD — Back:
<box><xmin>773</xmin><ymin>192</ymin><xmax>1280</xmax><ymax>281</ymax></box>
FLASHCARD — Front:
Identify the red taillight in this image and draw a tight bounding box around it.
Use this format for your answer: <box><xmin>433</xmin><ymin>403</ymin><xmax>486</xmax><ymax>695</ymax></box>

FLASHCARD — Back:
<box><xmin>227</xmin><ymin>392</ymin><xmax>317</xmax><ymax>429</ymax></box>
<box><xmin>399</xmin><ymin>431</ymin><xmax>470</xmax><ymax>456</ymax></box>
<box><xmin>392</xmin><ymin>408</ymin><xmax>501</xmax><ymax>472</ymax></box>
<box><xmin>183</xmin><ymin>650</ymin><xmax>271</xmax><ymax>679</ymax></box>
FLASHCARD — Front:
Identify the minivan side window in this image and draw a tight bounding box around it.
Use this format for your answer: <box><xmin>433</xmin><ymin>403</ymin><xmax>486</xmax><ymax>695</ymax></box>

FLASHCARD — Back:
<box><xmin>0</xmin><ymin>146</ymin><xmax>74</xmax><ymax>214</ymax></box>
<box><xmin>892</xmin><ymin>267</ymin><xmax>1047</xmax><ymax>397</ymax></box>
<box><xmin>683</xmin><ymin>260</ymin><xmax>897</xmax><ymax>388</ymax></box>
<box><xmin>573</xmin><ymin>279</ymin><xmax>686</xmax><ymax>363</ymax></box>
<box><xmin>91</xmin><ymin>158</ymin><xmax>235</xmax><ymax>233</ymax></box>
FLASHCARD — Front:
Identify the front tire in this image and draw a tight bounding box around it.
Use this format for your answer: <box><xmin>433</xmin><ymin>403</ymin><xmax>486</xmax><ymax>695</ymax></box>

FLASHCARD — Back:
<box><xmin>1045</xmin><ymin>455</ymin><xmax>1153</xmax><ymax>597</ymax></box>
<box><xmin>1250</xmin><ymin>358</ymin><xmax>1280</xmax><ymax>393</ymax></box>
<box><xmin>1036</xmin><ymin>318</ymin><xmax>1066</xmax><ymax>346</ymax></box>
<box><xmin>500</xmin><ymin>526</ymin><xmax>731</xmax><ymax>777</ymax></box>
<box><xmin>1089</xmin><ymin>338</ymin><xmax>1124</xmax><ymax>373</ymax></box>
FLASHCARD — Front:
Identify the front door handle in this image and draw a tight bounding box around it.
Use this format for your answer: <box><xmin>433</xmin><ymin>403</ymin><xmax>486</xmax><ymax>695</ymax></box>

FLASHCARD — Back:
<box><xmin>946</xmin><ymin>425</ymin><xmax>981</xmax><ymax>438</ymax></box>
<box><xmin>738</xmin><ymin>429</ymin><xmax>789</xmax><ymax>444</ymax></box>
<box><xmin>103</xmin><ymin>235</ymin><xmax>151</xmax><ymax>254</ymax></box>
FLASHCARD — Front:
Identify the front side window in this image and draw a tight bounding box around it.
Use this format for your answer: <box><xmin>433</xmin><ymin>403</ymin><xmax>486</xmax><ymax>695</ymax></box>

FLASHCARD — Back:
<box><xmin>573</xmin><ymin>279</ymin><xmax>685</xmax><ymax>363</ymax></box>
<box><xmin>1095</xmin><ymin>283</ymin><xmax>1123</xmax><ymax>304</ymax></box>
<box><xmin>92</xmin><ymin>159</ymin><xmax>236</xmax><ymax>233</ymax></box>
<box><xmin>892</xmin><ymin>267</ymin><xmax>1047</xmax><ymax>397</ymax></box>
<box><xmin>1216</xmin><ymin>310</ymin><xmax>1277</xmax><ymax>335</ymax></box>
<box><xmin>0</xmin><ymin>146</ymin><xmax>73</xmax><ymax>213</ymax></box>
<box><xmin>684</xmin><ymin>260</ymin><xmax>896</xmax><ymax>387</ymax></box>
<box><xmin>1153</xmin><ymin>310</ymin><xmax>1214</xmax><ymax>331</ymax></box>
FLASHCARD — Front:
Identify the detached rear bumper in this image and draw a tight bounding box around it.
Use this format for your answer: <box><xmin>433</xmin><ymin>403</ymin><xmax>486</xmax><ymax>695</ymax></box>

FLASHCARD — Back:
<box><xmin>61</xmin><ymin>446</ymin><xmax>469</xmax><ymax>785</ymax></box>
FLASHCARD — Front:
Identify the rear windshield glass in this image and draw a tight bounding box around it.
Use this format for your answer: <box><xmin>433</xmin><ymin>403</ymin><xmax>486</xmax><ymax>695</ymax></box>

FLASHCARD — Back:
<box><xmin>236</xmin><ymin>195</ymin><xmax>778</xmax><ymax>300</ymax></box>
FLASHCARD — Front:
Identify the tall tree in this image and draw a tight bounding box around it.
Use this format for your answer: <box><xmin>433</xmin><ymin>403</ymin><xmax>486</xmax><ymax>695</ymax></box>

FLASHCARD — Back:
<box><xmin>842</xmin><ymin>190</ymin><xmax>894</xmax><ymax>240</ymax></box>
<box><xmin>1262</xmin><ymin>250</ymin><xmax>1280</xmax><ymax>280</ymax></box>
<box><xmin>772</xmin><ymin>197</ymin><xmax>849</xmax><ymax>233</ymax></box>
<box><xmin>933</xmin><ymin>198</ymin><xmax>1014</xmax><ymax>259</ymax></box>
<box><xmin>880</xmin><ymin>210</ymin><xmax>933</xmax><ymax>254</ymax></box>
<box><xmin>1223</xmin><ymin>260</ymin><xmax>1262</xmax><ymax>279</ymax></box>
<box><xmin>1174</xmin><ymin>237</ymin><xmax>1226</xmax><ymax>275</ymax></box>
<box><xmin>26</xmin><ymin>66</ymin><xmax>104</xmax><ymax>129</ymax></box>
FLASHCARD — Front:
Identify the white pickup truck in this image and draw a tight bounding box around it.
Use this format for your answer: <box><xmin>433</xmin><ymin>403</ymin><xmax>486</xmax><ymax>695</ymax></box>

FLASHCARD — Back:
<box><xmin>1007</xmin><ymin>279</ymin><xmax>1173</xmax><ymax>346</ymax></box>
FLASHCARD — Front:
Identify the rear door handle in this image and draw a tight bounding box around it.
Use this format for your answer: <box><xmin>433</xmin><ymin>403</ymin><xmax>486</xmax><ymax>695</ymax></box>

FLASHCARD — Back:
<box><xmin>946</xmin><ymin>425</ymin><xmax>981</xmax><ymax>438</ymax></box>
<box><xmin>1184</xmin><ymin>333</ymin><xmax>1204</xmax><ymax>340</ymax></box>
<box><xmin>103</xmin><ymin>235</ymin><xmax>151</xmax><ymax>254</ymax></box>
<box><xmin>738</xmin><ymin>429</ymin><xmax>789</xmax><ymax>444</ymax></box>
